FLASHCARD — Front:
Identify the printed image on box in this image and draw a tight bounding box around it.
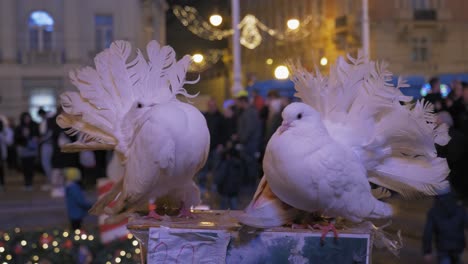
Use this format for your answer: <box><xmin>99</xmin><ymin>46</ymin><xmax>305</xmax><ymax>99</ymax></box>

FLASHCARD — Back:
<box><xmin>227</xmin><ymin>230</ymin><xmax>370</xmax><ymax>264</ymax></box>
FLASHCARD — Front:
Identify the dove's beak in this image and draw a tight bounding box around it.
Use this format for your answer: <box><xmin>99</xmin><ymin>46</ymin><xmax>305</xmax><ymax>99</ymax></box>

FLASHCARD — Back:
<box><xmin>278</xmin><ymin>121</ymin><xmax>291</xmax><ymax>134</ymax></box>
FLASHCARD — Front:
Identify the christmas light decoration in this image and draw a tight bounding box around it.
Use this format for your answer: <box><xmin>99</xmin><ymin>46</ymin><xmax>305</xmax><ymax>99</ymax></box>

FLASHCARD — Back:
<box><xmin>189</xmin><ymin>49</ymin><xmax>224</xmax><ymax>72</ymax></box>
<box><xmin>0</xmin><ymin>228</ymin><xmax>141</xmax><ymax>263</ymax></box>
<box><xmin>173</xmin><ymin>5</ymin><xmax>319</xmax><ymax>49</ymax></box>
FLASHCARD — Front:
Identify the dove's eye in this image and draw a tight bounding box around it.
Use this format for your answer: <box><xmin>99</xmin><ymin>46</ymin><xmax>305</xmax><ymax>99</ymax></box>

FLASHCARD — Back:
<box><xmin>297</xmin><ymin>113</ymin><xmax>303</xmax><ymax>119</ymax></box>
<box><xmin>137</xmin><ymin>103</ymin><xmax>143</xmax><ymax>108</ymax></box>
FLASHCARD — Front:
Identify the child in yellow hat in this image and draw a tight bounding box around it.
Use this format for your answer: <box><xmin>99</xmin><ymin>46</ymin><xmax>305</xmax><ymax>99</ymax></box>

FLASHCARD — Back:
<box><xmin>64</xmin><ymin>167</ymin><xmax>92</xmax><ymax>230</ymax></box>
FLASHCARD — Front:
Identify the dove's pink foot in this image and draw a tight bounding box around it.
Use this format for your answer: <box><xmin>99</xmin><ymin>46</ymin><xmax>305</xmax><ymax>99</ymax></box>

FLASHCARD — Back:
<box><xmin>178</xmin><ymin>206</ymin><xmax>197</xmax><ymax>219</ymax></box>
<box><xmin>312</xmin><ymin>222</ymin><xmax>338</xmax><ymax>246</ymax></box>
<box><xmin>144</xmin><ymin>210</ymin><xmax>163</xmax><ymax>221</ymax></box>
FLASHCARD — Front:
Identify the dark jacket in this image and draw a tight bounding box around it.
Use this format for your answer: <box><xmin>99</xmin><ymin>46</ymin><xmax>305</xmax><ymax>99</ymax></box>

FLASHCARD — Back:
<box><xmin>220</xmin><ymin>116</ymin><xmax>237</xmax><ymax>146</ymax></box>
<box><xmin>65</xmin><ymin>181</ymin><xmax>92</xmax><ymax>220</ymax></box>
<box><xmin>237</xmin><ymin>106</ymin><xmax>261</xmax><ymax>155</ymax></box>
<box><xmin>436</xmin><ymin>127</ymin><xmax>468</xmax><ymax>198</ymax></box>
<box><xmin>215</xmin><ymin>148</ymin><xmax>243</xmax><ymax>196</ymax></box>
<box><xmin>422</xmin><ymin>193</ymin><xmax>468</xmax><ymax>255</ymax></box>
<box><xmin>205</xmin><ymin>111</ymin><xmax>224</xmax><ymax>150</ymax></box>
<box><xmin>15</xmin><ymin>122</ymin><xmax>39</xmax><ymax>158</ymax></box>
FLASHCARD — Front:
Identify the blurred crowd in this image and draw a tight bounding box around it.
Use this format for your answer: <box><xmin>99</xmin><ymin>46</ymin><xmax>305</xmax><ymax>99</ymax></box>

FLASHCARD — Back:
<box><xmin>426</xmin><ymin>78</ymin><xmax>468</xmax><ymax>200</ymax></box>
<box><xmin>199</xmin><ymin>90</ymin><xmax>293</xmax><ymax>209</ymax></box>
<box><xmin>0</xmin><ymin>107</ymin><xmax>109</xmax><ymax>196</ymax></box>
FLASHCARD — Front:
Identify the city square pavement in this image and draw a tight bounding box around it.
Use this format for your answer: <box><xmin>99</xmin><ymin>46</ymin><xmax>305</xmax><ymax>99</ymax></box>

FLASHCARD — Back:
<box><xmin>1</xmin><ymin>169</ymin><xmax>467</xmax><ymax>263</ymax></box>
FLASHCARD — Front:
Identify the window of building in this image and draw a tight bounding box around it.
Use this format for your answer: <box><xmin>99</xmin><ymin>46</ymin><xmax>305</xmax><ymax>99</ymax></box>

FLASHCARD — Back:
<box><xmin>411</xmin><ymin>0</ymin><xmax>430</xmax><ymax>9</ymax></box>
<box><xmin>29</xmin><ymin>11</ymin><xmax>54</xmax><ymax>52</ymax></box>
<box><xmin>411</xmin><ymin>37</ymin><xmax>429</xmax><ymax>62</ymax></box>
<box><xmin>95</xmin><ymin>15</ymin><xmax>114</xmax><ymax>51</ymax></box>
<box><xmin>29</xmin><ymin>89</ymin><xmax>56</xmax><ymax>122</ymax></box>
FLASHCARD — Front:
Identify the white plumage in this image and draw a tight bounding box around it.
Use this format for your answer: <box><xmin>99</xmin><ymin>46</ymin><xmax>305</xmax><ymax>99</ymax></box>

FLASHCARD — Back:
<box><xmin>241</xmin><ymin>52</ymin><xmax>450</xmax><ymax>226</ymax></box>
<box><xmin>57</xmin><ymin>40</ymin><xmax>210</xmax><ymax>221</ymax></box>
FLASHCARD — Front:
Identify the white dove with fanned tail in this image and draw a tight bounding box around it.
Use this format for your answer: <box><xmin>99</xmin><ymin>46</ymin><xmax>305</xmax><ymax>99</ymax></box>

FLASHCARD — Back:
<box><xmin>240</xmin><ymin>52</ymin><xmax>450</xmax><ymax>228</ymax></box>
<box><xmin>56</xmin><ymin>40</ymin><xmax>210</xmax><ymax>222</ymax></box>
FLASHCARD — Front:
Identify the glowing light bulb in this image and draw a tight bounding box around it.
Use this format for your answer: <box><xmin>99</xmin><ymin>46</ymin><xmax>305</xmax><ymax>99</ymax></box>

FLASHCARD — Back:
<box><xmin>320</xmin><ymin>57</ymin><xmax>328</xmax><ymax>66</ymax></box>
<box><xmin>274</xmin><ymin>65</ymin><xmax>289</xmax><ymax>80</ymax></box>
<box><xmin>265</xmin><ymin>58</ymin><xmax>273</xmax><ymax>65</ymax></box>
<box><xmin>209</xmin><ymin>14</ymin><xmax>223</xmax><ymax>27</ymax></box>
<box><xmin>21</xmin><ymin>240</ymin><xmax>27</xmax><ymax>246</ymax></box>
<box><xmin>287</xmin><ymin>19</ymin><xmax>300</xmax><ymax>30</ymax></box>
<box><xmin>192</xmin><ymin>54</ymin><xmax>204</xmax><ymax>63</ymax></box>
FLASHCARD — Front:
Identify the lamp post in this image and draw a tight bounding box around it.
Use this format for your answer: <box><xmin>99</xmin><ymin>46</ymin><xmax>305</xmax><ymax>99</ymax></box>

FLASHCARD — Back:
<box><xmin>231</xmin><ymin>0</ymin><xmax>243</xmax><ymax>95</ymax></box>
<box><xmin>362</xmin><ymin>0</ymin><xmax>370</xmax><ymax>58</ymax></box>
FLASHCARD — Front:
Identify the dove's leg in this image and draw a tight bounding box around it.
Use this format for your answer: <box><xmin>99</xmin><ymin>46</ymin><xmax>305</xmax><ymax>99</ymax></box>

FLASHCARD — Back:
<box><xmin>178</xmin><ymin>202</ymin><xmax>197</xmax><ymax>218</ymax></box>
<box><xmin>311</xmin><ymin>220</ymin><xmax>338</xmax><ymax>246</ymax></box>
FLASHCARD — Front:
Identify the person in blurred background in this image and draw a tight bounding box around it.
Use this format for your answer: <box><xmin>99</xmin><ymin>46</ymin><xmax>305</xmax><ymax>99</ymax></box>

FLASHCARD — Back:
<box><xmin>435</xmin><ymin>111</ymin><xmax>468</xmax><ymax>199</ymax></box>
<box><xmin>264</xmin><ymin>90</ymin><xmax>283</xmax><ymax>143</ymax></box>
<box><xmin>197</xmin><ymin>98</ymin><xmax>223</xmax><ymax>194</ymax></box>
<box><xmin>214</xmin><ymin>142</ymin><xmax>242</xmax><ymax>210</ymax></box>
<box><xmin>235</xmin><ymin>92</ymin><xmax>261</xmax><ymax>186</ymax></box>
<box><xmin>454</xmin><ymin>83</ymin><xmax>468</xmax><ymax>137</ymax></box>
<box><xmin>423</xmin><ymin>192</ymin><xmax>468</xmax><ymax>264</ymax></box>
<box><xmin>14</xmin><ymin>112</ymin><xmax>39</xmax><ymax>190</ymax></box>
<box><xmin>424</xmin><ymin>77</ymin><xmax>446</xmax><ymax>112</ymax></box>
<box><xmin>38</xmin><ymin>108</ymin><xmax>54</xmax><ymax>191</ymax></box>
<box><xmin>0</xmin><ymin>116</ymin><xmax>13</xmax><ymax>191</ymax></box>
<box><xmin>6</xmin><ymin>117</ymin><xmax>17</xmax><ymax>170</ymax></box>
<box><xmin>64</xmin><ymin>167</ymin><xmax>92</xmax><ymax>230</ymax></box>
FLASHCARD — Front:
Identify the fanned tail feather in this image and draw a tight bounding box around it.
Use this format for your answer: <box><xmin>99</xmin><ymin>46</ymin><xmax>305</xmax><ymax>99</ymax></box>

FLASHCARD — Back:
<box><xmin>369</xmin><ymin>157</ymin><xmax>450</xmax><ymax>198</ymax></box>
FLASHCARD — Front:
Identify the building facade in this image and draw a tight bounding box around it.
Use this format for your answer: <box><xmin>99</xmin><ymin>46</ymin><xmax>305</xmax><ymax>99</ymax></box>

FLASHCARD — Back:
<box><xmin>0</xmin><ymin>0</ymin><xmax>167</xmax><ymax>120</ymax></box>
<box><xmin>240</xmin><ymin>0</ymin><xmax>468</xmax><ymax>82</ymax></box>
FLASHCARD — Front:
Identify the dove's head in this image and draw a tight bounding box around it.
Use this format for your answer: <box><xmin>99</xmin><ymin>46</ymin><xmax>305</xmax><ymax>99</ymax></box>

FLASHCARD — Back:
<box><xmin>279</xmin><ymin>102</ymin><xmax>322</xmax><ymax>133</ymax></box>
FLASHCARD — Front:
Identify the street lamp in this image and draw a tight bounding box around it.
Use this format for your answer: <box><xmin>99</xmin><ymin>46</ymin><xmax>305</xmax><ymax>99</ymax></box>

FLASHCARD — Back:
<box><xmin>209</xmin><ymin>14</ymin><xmax>223</xmax><ymax>27</ymax></box>
<box><xmin>192</xmin><ymin>53</ymin><xmax>204</xmax><ymax>63</ymax></box>
<box><xmin>274</xmin><ymin>65</ymin><xmax>289</xmax><ymax>80</ymax></box>
<box><xmin>320</xmin><ymin>57</ymin><xmax>328</xmax><ymax>66</ymax></box>
<box><xmin>287</xmin><ymin>18</ymin><xmax>300</xmax><ymax>30</ymax></box>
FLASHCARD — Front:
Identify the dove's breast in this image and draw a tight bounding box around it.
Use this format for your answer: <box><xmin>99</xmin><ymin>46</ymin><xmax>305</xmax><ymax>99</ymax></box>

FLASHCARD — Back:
<box><xmin>124</xmin><ymin>101</ymin><xmax>209</xmax><ymax>205</ymax></box>
<box><xmin>263</xmin><ymin>128</ymin><xmax>375</xmax><ymax>219</ymax></box>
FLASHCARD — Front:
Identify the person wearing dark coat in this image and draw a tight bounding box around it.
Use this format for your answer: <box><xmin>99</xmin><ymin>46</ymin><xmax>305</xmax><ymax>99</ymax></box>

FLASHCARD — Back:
<box><xmin>424</xmin><ymin>77</ymin><xmax>446</xmax><ymax>112</ymax></box>
<box><xmin>423</xmin><ymin>192</ymin><xmax>468</xmax><ymax>263</ymax></box>
<box><xmin>14</xmin><ymin>112</ymin><xmax>39</xmax><ymax>190</ymax></box>
<box><xmin>197</xmin><ymin>98</ymin><xmax>224</xmax><ymax>193</ymax></box>
<box><xmin>435</xmin><ymin>112</ymin><xmax>468</xmax><ymax>199</ymax></box>
<box><xmin>235</xmin><ymin>95</ymin><xmax>261</xmax><ymax>186</ymax></box>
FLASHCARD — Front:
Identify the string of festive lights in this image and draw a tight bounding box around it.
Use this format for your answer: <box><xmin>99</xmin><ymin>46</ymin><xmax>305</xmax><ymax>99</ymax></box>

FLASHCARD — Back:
<box><xmin>173</xmin><ymin>5</ymin><xmax>319</xmax><ymax>49</ymax></box>
<box><xmin>0</xmin><ymin>228</ymin><xmax>141</xmax><ymax>264</ymax></box>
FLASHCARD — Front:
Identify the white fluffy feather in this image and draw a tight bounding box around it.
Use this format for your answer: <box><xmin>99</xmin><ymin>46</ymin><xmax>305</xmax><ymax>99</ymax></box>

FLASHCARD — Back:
<box><xmin>57</xmin><ymin>40</ymin><xmax>210</xmax><ymax>221</ymax></box>
<box><xmin>241</xmin><ymin>52</ymin><xmax>450</xmax><ymax>227</ymax></box>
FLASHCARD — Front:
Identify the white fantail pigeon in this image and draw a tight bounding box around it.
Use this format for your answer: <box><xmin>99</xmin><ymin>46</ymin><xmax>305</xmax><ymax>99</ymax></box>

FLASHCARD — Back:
<box><xmin>57</xmin><ymin>40</ymin><xmax>210</xmax><ymax>222</ymax></box>
<box><xmin>241</xmin><ymin>52</ymin><xmax>450</xmax><ymax>232</ymax></box>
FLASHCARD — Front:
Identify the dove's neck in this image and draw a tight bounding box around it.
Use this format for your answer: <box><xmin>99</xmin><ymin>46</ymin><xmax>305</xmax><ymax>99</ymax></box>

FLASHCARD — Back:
<box><xmin>293</xmin><ymin>120</ymin><xmax>330</xmax><ymax>140</ymax></box>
